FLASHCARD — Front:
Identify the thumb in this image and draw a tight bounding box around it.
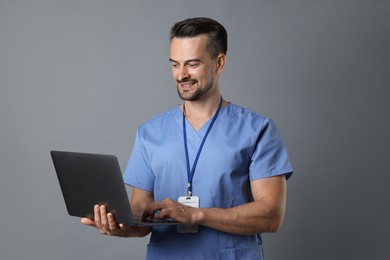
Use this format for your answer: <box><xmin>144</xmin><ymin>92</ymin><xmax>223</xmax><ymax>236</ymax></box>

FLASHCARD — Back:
<box><xmin>81</xmin><ymin>217</ymin><xmax>96</xmax><ymax>227</ymax></box>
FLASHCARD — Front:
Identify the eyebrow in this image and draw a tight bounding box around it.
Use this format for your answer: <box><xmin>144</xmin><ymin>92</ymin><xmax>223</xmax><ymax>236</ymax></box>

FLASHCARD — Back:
<box><xmin>169</xmin><ymin>58</ymin><xmax>202</xmax><ymax>64</ymax></box>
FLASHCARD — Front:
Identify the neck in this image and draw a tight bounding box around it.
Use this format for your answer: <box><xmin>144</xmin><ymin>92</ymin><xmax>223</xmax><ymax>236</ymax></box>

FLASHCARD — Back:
<box><xmin>182</xmin><ymin>92</ymin><xmax>227</xmax><ymax>131</ymax></box>
<box><xmin>184</xmin><ymin>95</ymin><xmax>221</xmax><ymax>119</ymax></box>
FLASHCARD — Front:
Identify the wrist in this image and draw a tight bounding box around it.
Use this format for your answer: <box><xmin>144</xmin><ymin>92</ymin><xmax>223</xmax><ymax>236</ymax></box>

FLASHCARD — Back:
<box><xmin>192</xmin><ymin>207</ymin><xmax>205</xmax><ymax>225</ymax></box>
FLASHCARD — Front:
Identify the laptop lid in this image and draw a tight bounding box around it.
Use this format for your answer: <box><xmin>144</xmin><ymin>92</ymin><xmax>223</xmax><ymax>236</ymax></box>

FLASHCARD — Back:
<box><xmin>50</xmin><ymin>150</ymin><xmax>183</xmax><ymax>227</ymax></box>
<box><xmin>51</xmin><ymin>151</ymin><xmax>136</xmax><ymax>225</ymax></box>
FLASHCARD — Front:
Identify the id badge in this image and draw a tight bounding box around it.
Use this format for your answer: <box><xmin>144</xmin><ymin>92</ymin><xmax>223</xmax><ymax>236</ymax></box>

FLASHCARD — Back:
<box><xmin>177</xmin><ymin>196</ymin><xmax>199</xmax><ymax>233</ymax></box>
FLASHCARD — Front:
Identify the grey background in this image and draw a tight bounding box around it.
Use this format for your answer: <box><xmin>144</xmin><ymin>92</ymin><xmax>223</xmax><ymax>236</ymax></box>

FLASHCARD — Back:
<box><xmin>1</xmin><ymin>0</ymin><xmax>389</xmax><ymax>259</ymax></box>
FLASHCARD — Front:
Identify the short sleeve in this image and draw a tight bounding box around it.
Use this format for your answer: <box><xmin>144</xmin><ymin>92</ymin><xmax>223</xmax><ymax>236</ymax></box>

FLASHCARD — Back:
<box><xmin>123</xmin><ymin>129</ymin><xmax>155</xmax><ymax>191</ymax></box>
<box><xmin>249</xmin><ymin>118</ymin><xmax>293</xmax><ymax>180</ymax></box>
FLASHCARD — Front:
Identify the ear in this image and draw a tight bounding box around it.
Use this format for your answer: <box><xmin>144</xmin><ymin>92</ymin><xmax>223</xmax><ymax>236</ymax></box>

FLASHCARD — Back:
<box><xmin>215</xmin><ymin>54</ymin><xmax>226</xmax><ymax>74</ymax></box>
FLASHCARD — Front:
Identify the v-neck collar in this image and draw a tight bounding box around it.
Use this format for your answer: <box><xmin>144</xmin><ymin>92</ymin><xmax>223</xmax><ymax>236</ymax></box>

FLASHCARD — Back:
<box><xmin>174</xmin><ymin>102</ymin><xmax>230</xmax><ymax>138</ymax></box>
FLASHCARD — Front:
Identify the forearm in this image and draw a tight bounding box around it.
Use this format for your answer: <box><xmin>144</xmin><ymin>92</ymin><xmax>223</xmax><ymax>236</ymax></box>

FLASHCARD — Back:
<box><xmin>144</xmin><ymin>177</ymin><xmax>287</xmax><ymax>236</ymax></box>
<box><xmin>125</xmin><ymin>203</ymin><xmax>152</xmax><ymax>237</ymax></box>
<box><xmin>193</xmin><ymin>175</ymin><xmax>287</xmax><ymax>236</ymax></box>
<box><xmin>194</xmin><ymin>200</ymin><xmax>284</xmax><ymax>235</ymax></box>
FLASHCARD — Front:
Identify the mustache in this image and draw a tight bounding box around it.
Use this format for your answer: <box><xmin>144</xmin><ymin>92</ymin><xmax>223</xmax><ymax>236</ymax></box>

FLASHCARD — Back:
<box><xmin>177</xmin><ymin>78</ymin><xmax>198</xmax><ymax>84</ymax></box>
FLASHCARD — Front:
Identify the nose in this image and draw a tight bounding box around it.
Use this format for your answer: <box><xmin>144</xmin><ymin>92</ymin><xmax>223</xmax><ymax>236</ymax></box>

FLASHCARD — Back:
<box><xmin>177</xmin><ymin>66</ymin><xmax>190</xmax><ymax>81</ymax></box>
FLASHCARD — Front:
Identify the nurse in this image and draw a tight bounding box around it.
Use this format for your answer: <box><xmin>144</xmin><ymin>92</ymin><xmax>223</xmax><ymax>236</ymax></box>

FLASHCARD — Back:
<box><xmin>82</xmin><ymin>17</ymin><xmax>293</xmax><ymax>260</ymax></box>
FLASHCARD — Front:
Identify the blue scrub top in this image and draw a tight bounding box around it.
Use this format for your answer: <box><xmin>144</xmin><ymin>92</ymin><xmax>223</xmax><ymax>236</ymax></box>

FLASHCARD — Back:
<box><xmin>124</xmin><ymin>103</ymin><xmax>293</xmax><ymax>260</ymax></box>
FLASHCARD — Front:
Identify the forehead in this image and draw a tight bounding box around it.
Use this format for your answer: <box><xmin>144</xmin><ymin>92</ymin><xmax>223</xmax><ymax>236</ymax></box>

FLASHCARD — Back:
<box><xmin>170</xmin><ymin>35</ymin><xmax>210</xmax><ymax>61</ymax></box>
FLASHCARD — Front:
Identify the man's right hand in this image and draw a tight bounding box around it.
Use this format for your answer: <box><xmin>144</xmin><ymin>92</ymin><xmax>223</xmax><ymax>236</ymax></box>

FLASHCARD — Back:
<box><xmin>81</xmin><ymin>188</ymin><xmax>154</xmax><ymax>237</ymax></box>
<box><xmin>81</xmin><ymin>205</ymin><xmax>137</xmax><ymax>237</ymax></box>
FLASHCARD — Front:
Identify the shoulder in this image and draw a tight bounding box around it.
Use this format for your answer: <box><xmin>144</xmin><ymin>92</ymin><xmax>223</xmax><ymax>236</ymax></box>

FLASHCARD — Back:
<box><xmin>225</xmin><ymin>103</ymin><xmax>271</xmax><ymax>128</ymax></box>
<box><xmin>137</xmin><ymin>105</ymin><xmax>181</xmax><ymax>136</ymax></box>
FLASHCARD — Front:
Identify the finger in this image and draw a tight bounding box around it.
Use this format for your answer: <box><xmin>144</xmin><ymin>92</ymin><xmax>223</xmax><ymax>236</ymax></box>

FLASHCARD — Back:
<box><xmin>162</xmin><ymin>198</ymin><xmax>175</xmax><ymax>204</ymax></box>
<box><xmin>142</xmin><ymin>202</ymin><xmax>162</xmax><ymax>219</ymax></box>
<box><xmin>118</xmin><ymin>223</ymin><xmax>132</xmax><ymax>231</ymax></box>
<box><xmin>142</xmin><ymin>207</ymin><xmax>152</xmax><ymax>219</ymax></box>
<box><xmin>81</xmin><ymin>217</ymin><xmax>95</xmax><ymax>227</ymax></box>
<box><xmin>153</xmin><ymin>209</ymin><xmax>164</xmax><ymax>219</ymax></box>
<box><xmin>107</xmin><ymin>213</ymin><xmax>119</xmax><ymax>231</ymax></box>
<box><xmin>94</xmin><ymin>205</ymin><xmax>102</xmax><ymax>227</ymax></box>
<box><xmin>154</xmin><ymin>208</ymin><xmax>173</xmax><ymax>220</ymax></box>
<box><xmin>99</xmin><ymin>205</ymin><xmax>109</xmax><ymax>226</ymax></box>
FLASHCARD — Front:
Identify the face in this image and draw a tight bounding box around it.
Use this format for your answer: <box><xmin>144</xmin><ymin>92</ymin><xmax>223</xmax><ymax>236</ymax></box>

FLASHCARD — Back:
<box><xmin>169</xmin><ymin>35</ymin><xmax>224</xmax><ymax>101</ymax></box>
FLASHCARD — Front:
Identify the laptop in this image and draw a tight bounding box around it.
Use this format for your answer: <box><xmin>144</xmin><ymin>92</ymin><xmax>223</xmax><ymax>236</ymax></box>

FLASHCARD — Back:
<box><xmin>50</xmin><ymin>150</ymin><xmax>183</xmax><ymax>226</ymax></box>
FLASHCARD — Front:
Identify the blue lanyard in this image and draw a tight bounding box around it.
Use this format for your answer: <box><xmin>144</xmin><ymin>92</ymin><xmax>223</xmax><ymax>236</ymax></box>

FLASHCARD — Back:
<box><xmin>183</xmin><ymin>96</ymin><xmax>223</xmax><ymax>197</ymax></box>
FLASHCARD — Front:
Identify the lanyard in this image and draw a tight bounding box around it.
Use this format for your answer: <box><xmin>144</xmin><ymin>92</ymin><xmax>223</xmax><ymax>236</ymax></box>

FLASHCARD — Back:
<box><xmin>183</xmin><ymin>96</ymin><xmax>223</xmax><ymax>197</ymax></box>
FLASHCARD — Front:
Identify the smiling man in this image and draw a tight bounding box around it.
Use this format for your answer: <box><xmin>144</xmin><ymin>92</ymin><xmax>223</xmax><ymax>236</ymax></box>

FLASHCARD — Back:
<box><xmin>170</xmin><ymin>34</ymin><xmax>222</xmax><ymax>103</ymax></box>
<box><xmin>82</xmin><ymin>17</ymin><xmax>293</xmax><ymax>259</ymax></box>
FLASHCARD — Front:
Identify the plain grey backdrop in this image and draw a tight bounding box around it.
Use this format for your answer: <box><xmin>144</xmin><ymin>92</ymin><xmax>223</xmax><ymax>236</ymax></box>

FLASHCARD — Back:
<box><xmin>1</xmin><ymin>0</ymin><xmax>389</xmax><ymax>259</ymax></box>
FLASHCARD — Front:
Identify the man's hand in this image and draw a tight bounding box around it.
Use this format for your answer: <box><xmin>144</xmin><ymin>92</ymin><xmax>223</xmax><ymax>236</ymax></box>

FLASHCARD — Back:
<box><xmin>143</xmin><ymin>198</ymin><xmax>203</xmax><ymax>225</ymax></box>
<box><xmin>81</xmin><ymin>205</ymin><xmax>135</xmax><ymax>237</ymax></box>
<box><xmin>81</xmin><ymin>188</ymin><xmax>153</xmax><ymax>237</ymax></box>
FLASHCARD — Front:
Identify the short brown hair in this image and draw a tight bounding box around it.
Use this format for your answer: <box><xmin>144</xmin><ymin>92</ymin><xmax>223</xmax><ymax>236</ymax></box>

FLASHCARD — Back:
<box><xmin>169</xmin><ymin>17</ymin><xmax>228</xmax><ymax>59</ymax></box>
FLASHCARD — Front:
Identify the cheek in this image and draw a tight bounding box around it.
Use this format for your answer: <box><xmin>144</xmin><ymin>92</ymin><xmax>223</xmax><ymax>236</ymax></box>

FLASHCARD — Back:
<box><xmin>204</xmin><ymin>70</ymin><xmax>215</xmax><ymax>82</ymax></box>
<box><xmin>193</xmin><ymin>69</ymin><xmax>207</xmax><ymax>80</ymax></box>
<box><xmin>171</xmin><ymin>70</ymin><xmax>178</xmax><ymax>80</ymax></box>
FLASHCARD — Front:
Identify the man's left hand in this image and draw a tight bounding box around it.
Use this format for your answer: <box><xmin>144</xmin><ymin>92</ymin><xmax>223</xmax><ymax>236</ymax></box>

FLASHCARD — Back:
<box><xmin>143</xmin><ymin>198</ymin><xmax>201</xmax><ymax>225</ymax></box>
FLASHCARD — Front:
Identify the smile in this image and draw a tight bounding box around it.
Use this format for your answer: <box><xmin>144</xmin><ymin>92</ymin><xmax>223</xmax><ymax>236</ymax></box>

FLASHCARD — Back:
<box><xmin>178</xmin><ymin>80</ymin><xmax>197</xmax><ymax>90</ymax></box>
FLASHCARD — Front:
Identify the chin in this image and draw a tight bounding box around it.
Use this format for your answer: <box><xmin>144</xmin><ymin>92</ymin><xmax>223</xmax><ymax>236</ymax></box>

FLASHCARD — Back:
<box><xmin>177</xmin><ymin>90</ymin><xmax>196</xmax><ymax>101</ymax></box>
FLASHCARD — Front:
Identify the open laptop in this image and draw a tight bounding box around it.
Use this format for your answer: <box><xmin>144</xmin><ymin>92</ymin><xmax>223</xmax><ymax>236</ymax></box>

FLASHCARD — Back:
<box><xmin>50</xmin><ymin>150</ymin><xmax>183</xmax><ymax>226</ymax></box>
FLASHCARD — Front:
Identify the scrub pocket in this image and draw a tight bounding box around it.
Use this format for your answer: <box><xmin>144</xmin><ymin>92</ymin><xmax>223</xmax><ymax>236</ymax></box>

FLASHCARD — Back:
<box><xmin>218</xmin><ymin>244</ymin><xmax>263</xmax><ymax>260</ymax></box>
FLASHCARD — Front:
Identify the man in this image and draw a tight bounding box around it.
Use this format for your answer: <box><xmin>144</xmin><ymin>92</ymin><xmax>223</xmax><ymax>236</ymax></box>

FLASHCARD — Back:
<box><xmin>82</xmin><ymin>17</ymin><xmax>293</xmax><ymax>259</ymax></box>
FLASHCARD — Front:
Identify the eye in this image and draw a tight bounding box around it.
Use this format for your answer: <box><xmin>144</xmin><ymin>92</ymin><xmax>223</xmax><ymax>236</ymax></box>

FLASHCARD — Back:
<box><xmin>188</xmin><ymin>63</ymin><xmax>200</xmax><ymax>68</ymax></box>
<box><xmin>171</xmin><ymin>63</ymin><xmax>179</xmax><ymax>69</ymax></box>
